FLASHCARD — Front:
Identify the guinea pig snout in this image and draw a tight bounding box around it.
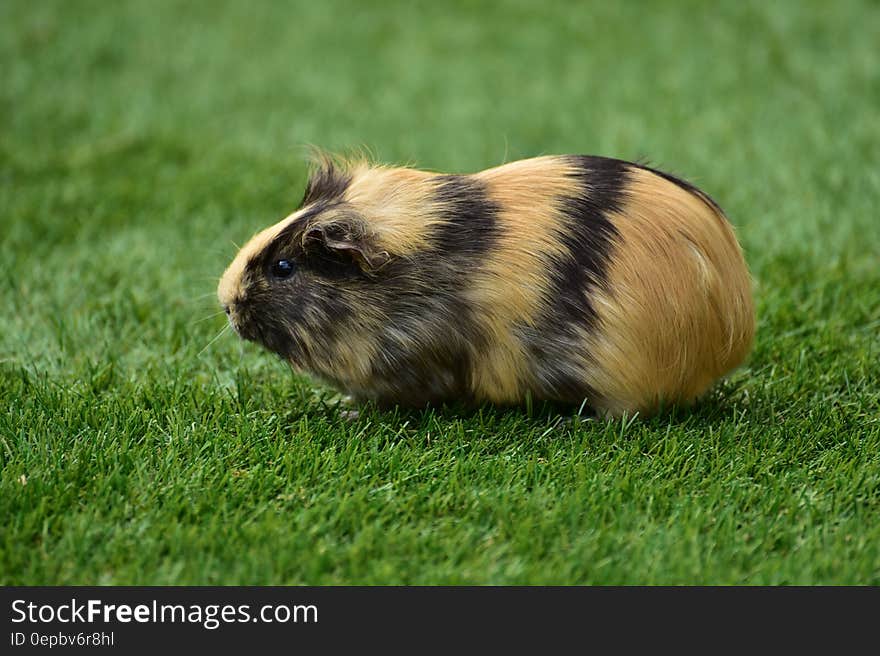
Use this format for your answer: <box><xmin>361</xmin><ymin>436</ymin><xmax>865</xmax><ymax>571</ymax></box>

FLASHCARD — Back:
<box><xmin>222</xmin><ymin>303</ymin><xmax>240</xmax><ymax>332</ymax></box>
<box><xmin>221</xmin><ymin>300</ymin><xmax>245</xmax><ymax>336</ymax></box>
<box><xmin>222</xmin><ymin>303</ymin><xmax>238</xmax><ymax>331</ymax></box>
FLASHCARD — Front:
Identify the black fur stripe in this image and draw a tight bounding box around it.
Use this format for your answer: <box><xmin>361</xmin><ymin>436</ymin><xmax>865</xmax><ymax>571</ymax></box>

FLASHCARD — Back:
<box><xmin>516</xmin><ymin>156</ymin><xmax>628</xmax><ymax>404</ymax></box>
<box><xmin>431</xmin><ymin>175</ymin><xmax>500</xmax><ymax>257</ymax></box>
<box><xmin>553</xmin><ymin>155</ymin><xmax>628</xmax><ymax>327</ymax></box>
<box><xmin>301</xmin><ymin>163</ymin><xmax>352</xmax><ymax>207</ymax></box>
<box><xmin>362</xmin><ymin>175</ymin><xmax>500</xmax><ymax>404</ymax></box>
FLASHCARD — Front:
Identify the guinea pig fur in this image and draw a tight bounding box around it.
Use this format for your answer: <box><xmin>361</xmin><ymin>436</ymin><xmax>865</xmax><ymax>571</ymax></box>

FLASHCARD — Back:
<box><xmin>218</xmin><ymin>154</ymin><xmax>754</xmax><ymax>418</ymax></box>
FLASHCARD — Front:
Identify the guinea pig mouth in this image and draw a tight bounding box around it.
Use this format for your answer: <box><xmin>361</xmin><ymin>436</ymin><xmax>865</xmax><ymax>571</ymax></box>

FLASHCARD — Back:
<box><xmin>224</xmin><ymin>306</ymin><xmax>257</xmax><ymax>342</ymax></box>
<box><xmin>229</xmin><ymin>316</ymin><xmax>260</xmax><ymax>343</ymax></box>
<box><xmin>236</xmin><ymin>315</ymin><xmax>300</xmax><ymax>359</ymax></box>
<box><xmin>224</xmin><ymin>303</ymin><xmax>305</xmax><ymax>362</ymax></box>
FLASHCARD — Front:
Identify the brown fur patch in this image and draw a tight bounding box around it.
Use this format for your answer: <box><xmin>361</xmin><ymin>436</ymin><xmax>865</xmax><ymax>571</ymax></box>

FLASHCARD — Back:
<box><xmin>584</xmin><ymin>166</ymin><xmax>755</xmax><ymax>416</ymax></box>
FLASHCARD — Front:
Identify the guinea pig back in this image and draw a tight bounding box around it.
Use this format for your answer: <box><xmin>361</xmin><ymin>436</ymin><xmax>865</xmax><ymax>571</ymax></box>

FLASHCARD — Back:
<box><xmin>218</xmin><ymin>154</ymin><xmax>754</xmax><ymax>417</ymax></box>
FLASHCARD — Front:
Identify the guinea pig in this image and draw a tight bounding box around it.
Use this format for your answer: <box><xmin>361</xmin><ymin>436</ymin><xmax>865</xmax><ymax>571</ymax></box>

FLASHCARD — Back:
<box><xmin>217</xmin><ymin>153</ymin><xmax>754</xmax><ymax>418</ymax></box>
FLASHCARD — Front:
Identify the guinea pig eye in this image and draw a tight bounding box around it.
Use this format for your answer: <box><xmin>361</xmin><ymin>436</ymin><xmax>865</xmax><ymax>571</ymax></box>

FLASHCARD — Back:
<box><xmin>270</xmin><ymin>259</ymin><xmax>295</xmax><ymax>279</ymax></box>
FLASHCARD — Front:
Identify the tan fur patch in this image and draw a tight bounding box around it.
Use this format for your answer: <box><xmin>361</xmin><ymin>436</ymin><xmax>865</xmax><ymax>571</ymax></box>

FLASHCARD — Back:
<box><xmin>584</xmin><ymin>166</ymin><xmax>755</xmax><ymax>416</ymax></box>
<box><xmin>309</xmin><ymin>318</ymin><xmax>383</xmax><ymax>392</ymax></box>
<box><xmin>340</xmin><ymin>165</ymin><xmax>442</xmax><ymax>256</ymax></box>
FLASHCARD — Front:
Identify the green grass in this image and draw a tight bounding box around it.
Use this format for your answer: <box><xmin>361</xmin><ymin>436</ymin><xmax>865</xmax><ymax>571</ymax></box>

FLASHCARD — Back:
<box><xmin>2</xmin><ymin>0</ymin><xmax>879</xmax><ymax>584</ymax></box>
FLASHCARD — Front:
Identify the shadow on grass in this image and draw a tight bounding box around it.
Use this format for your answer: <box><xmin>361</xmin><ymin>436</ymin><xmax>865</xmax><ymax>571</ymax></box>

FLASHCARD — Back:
<box><xmin>296</xmin><ymin>374</ymin><xmax>754</xmax><ymax>439</ymax></box>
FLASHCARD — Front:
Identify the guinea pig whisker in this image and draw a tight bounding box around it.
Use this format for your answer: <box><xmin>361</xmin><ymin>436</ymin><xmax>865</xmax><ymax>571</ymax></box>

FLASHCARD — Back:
<box><xmin>197</xmin><ymin>323</ymin><xmax>231</xmax><ymax>359</ymax></box>
<box><xmin>179</xmin><ymin>292</ymin><xmax>223</xmax><ymax>306</ymax></box>
<box><xmin>191</xmin><ymin>310</ymin><xmax>226</xmax><ymax>325</ymax></box>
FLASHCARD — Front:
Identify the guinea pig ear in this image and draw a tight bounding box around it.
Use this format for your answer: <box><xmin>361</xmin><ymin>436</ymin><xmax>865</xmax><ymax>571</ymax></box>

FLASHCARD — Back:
<box><xmin>303</xmin><ymin>222</ymin><xmax>390</xmax><ymax>272</ymax></box>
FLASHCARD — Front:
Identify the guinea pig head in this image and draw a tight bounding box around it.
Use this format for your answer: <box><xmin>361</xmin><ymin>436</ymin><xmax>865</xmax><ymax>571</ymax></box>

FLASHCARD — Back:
<box><xmin>217</xmin><ymin>196</ymin><xmax>391</xmax><ymax>374</ymax></box>
<box><xmin>218</xmin><ymin>158</ymin><xmax>476</xmax><ymax>402</ymax></box>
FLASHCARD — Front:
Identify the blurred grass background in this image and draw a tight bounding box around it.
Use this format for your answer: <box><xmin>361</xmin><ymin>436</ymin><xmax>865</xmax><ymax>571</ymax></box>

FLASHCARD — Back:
<box><xmin>1</xmin><ymin>0</ymin><xmax>878</xmax><ymax>584</ymax></box>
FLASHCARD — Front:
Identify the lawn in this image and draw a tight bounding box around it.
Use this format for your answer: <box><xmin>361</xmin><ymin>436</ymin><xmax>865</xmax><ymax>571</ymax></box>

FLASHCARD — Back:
<box><xmin>1</xmin><ymin>0</ymin><xmax>878</xmax><ymax>585</ymax></box>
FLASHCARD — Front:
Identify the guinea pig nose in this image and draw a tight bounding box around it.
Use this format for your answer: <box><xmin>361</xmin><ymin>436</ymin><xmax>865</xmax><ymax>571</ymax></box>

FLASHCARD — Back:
<box><xmin>223</xmin><ymin>304</ymin><xmax>231</xmax><ymax>316</ymax></box>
